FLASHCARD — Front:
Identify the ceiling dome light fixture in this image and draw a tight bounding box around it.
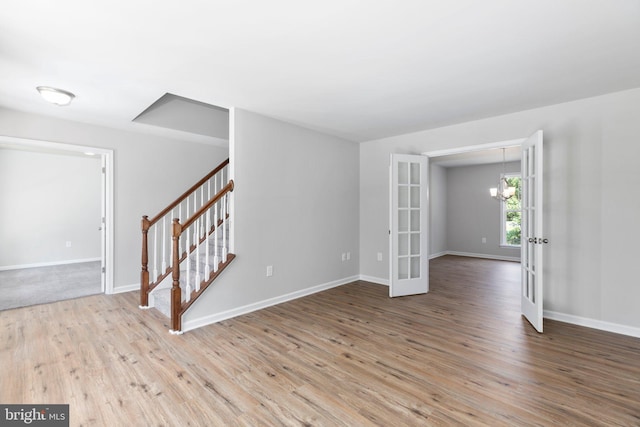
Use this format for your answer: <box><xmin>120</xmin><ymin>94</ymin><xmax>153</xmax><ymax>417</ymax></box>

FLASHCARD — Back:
<box><xmin>36</xmin><ymin>86</ymin><xmax>75</xmax><ymax>106</ymax></box>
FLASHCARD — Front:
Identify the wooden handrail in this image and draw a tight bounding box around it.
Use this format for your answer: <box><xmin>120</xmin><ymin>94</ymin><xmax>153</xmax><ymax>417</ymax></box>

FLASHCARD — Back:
<box><xmin>170</xmin><ymin>179</ymin><xmax>234</xmax><ymax>332</ymax></box>
<box><xmin>182</xmin><ymin>180</ymin><xmax>234</xmax><ymax>230</ymax></box>
<box><xmin>140</xmin><ymin>158</ymin><xmax>229</xmax><ymax>307</ymax></box>
<box><xmin>147</xmin><ymin>158</ymin><xmax>229</xmax><ymax>227</ymax></box>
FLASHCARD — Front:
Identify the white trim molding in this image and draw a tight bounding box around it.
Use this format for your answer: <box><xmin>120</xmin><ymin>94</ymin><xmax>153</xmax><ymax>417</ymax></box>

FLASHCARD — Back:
<box><xmin>358</xmin><ymin>275</ymin><xmax>389</xmax><ymax>286</ymax></box>
<box><xmin>445</xmin><ymin>251</ymin><xmax>520</xmax><ymax>262</ymax></box>
<box><xmin>0</xmin><ymin>257</ymin><xmax>101</xmax><ymax>271</ymax></box>
<box><xmin>182</xmin><ymin>275</ymin><xmax>360</xmax><ymax>332</ymax></box>
<box><xmin>422</xmin><ymin>138</ymin><xmax>525</xmax><ymax>158</ymax></box>
<box><xmin>357</xmin><ymin>253</ymin><xmax>516</xmax><ymax>288</ymax></box>
<box><xmin>544</xmin><ymin>310</ymin><xmax>640</xmax><ymax>339</ymax></box>
<box><xmin>112</xmin><ymin>283</ymin><xmax>140</xmax><ymax>294</ymax></box>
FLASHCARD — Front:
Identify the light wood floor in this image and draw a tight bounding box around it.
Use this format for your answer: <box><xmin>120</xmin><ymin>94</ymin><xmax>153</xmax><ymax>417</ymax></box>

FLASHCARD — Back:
<box><xmin>1</xmin><ymin>256</ymin><xmax>639</xmax><ymax>426</ymax></box>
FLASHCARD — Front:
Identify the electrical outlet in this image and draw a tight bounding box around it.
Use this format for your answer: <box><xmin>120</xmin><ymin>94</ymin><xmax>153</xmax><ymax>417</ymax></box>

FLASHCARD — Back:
<box><xmin>266</xmin><ymin>265</ymin><xmax>273</xmax><ymax>277</ymax></box>
<box><xmin>482</xmin><ymin>237</ymin><xmax>487</xmax><ymax>244</ymax></box>
<box><xmin>346</xmin><ymin>252</ymin><xmax>351</xmax><ymax>261</ymax></box>
<box><xmin>66</xmin><ymin>241</ymin><xmax>72</xmax><ymax>248</ymax></box>
<box><xmin>341</xmin><ymin>253</ymin><xmax>347</xmax><ymax>262</ymax></box>
<box><xmin>377</xmin><ymin>252</ymin><xmax>383</xmax><ymax>262</ymax></box>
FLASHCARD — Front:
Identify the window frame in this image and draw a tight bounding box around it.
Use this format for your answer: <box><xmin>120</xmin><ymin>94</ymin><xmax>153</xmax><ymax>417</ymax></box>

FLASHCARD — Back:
<box><xmin>500</xmin><ymin>173</ymin><xmax>522</xmax><ymax>248</ymax></box>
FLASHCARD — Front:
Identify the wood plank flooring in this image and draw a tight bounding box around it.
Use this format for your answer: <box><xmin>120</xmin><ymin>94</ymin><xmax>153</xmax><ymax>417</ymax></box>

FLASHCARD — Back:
<box><xmin>1</xmin><ymin>255</ymin><xmax>639</xmax><ymax>426</ymax></box>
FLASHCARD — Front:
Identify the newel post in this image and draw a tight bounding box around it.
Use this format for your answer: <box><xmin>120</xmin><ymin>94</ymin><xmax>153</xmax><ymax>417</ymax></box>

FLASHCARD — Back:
<box><xmin>141</xmin><ymin>216</ymin><xmax>150</xmax><ymax>307</ymax></box>
<box><xmin>171</xmin><ymin>219</ymin><xmax>183</xmax><ymax>332</ymax></box>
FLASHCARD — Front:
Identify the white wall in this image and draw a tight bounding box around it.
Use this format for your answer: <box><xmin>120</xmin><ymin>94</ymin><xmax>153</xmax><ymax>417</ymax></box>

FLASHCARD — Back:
<box><xmin>444</xmin><ymin>161</ymin><xmax>520</xmax><ymax>259</ymax></box>
<box><xmin>0</xmin><ymin>107</ymin><xmax>228</xmax><ymax>291</ymax></box>
<box><xmin>360</xmin><ymin>88</ymin><xmax>640</xmax><ymax>330</ymax></box>
<box><xmin>429</xmin><ymin>163</ymin><xmax>447</xmax><ymax>257</ymax></box>
<box><xmin>0</xmin><ymin>148</ymin><xmax>101</xmax><ymax>267</ymax></box>
<box><xmin>183</xmin><ymin>109</ymin><xmax>360</xmax><ymax>328</ymax></box>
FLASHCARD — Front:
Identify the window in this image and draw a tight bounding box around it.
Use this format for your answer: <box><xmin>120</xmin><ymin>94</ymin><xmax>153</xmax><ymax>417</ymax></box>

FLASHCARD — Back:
<box><xmin>501</xmin><ymin>174</ymin><xmax>521</xmax><ymax>247</ymax></box>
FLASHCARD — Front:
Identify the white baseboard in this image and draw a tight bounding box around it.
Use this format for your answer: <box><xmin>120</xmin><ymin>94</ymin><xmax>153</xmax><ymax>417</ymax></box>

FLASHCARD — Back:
<box><xmin>358</xmin><ymin>275</ymin><xmax>389</xmax><ymax>286</ymax></box>
<box><xmin>544</xmin><ymin>310</ymin><xmax>640</xmax><ymax>339</ymax></box>
<box><xmin>356</xmin><ymin>252</ymin><xmax>514</xmax><ymax>287</ymax></box>
<box><xmin>445</xmin><ymin>251</ymin><xmax>520</xmax><ymax>262</ymax></box>
<box><xmin>429</xmin><ymin>251</ymin><xmax>448</xmax><ymax>260</ymax></box>
<box><xmin>0</xmin><ymin>257</ymin><xmax>101</xmax><ymax>271</ymax></box>
<box><xmin>133</xmin><ymin>268</ymin><xmax>640</xmax><ymax>340</ymax></box>
<box><xmin>111</xmin><ymin>283</ymin><xmax>139</xmax><ymax>295</ymax></box>
<box><xmin>182</xmin><ymin>275</ymin><xmax>359</xmax><ymax>332</ymax></box>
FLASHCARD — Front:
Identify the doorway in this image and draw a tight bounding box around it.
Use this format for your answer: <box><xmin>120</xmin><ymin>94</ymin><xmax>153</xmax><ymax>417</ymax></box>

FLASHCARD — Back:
<box><xmin>424</xmin><ymin>139</ymin><xmax>525</xmax><ymax>316</ymax></box>
<box><xmin>426</xmin><ymin>139</ymin><xmax>523</xmax><ymax>262</ymax></box>
<box><xmin>0</xmin><ymin>136</ymin><xmax>114</xmax><ymax>305</ymax></box>
<box><xmin>389</xmin><ymin>133</ymin><xmax>544</xmax><ymax>332</ymax></box>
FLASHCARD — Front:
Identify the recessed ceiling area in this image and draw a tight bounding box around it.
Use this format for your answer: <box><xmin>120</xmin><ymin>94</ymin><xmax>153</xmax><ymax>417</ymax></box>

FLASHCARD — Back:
<box><xmin>133</xmin><ymin>93</ymin><xmax>229</xmax><ymax>141</ymax></box>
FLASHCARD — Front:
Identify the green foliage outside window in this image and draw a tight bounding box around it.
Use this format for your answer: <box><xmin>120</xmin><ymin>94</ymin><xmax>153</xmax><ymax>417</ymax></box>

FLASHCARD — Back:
<box><xmin>504</xmin><ymin>176</ymin><xmax>521</xmax><ymax>246</ymax></box>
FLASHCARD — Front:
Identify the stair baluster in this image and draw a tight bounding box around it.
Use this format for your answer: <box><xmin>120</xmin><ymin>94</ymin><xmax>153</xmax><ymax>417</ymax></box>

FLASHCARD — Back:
<box><xmin>214</xmin><ymin>200</ymin><xmax>220</xmax><ymax>272</ymax></box>
<box><xmin>185</xmin><ymin>222</ymin><xmax>191</xmax><ymax>303</ymax></box>
<box><xmin>161</xmin><ymin>216</ymin><xmax>167</xmax><ymax>275</ymax></box>
<box><xmin>195</xmin><ymin>218</ymin><xmax>201</xmax><ymax>292</ymax></box>
<box><xmin>140</xmin><ymin>159</ymin><xmax>229</xmax><ymax>309</ymax></box>
<box><xmin>167</xmin><ymin>179</ymin><xmax>235</xmax><ymax>333</ymax></box>
<box><xmin>153</xmin><ymin>225</ymin><xmax>158</xmax><ymax>281</ymax></box>
<box><xmin>222</xmin><ymin>193</ymin><xmax>228</xmax><ymax>262</ymax></box>
<box><xmin>205</xmin><ymin>211</ymin><xmax>211</xmax><ymax>280</ymax></box>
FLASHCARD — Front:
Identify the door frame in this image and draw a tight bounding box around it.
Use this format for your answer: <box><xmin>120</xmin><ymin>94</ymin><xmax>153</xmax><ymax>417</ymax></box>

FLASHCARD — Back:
<box><xmin>421</xmin><ymin>137</ymin><xmax>529</xmax><ymax>311</ymax></box>
<box><xmin>0</xmin><ymin>135</ymin><xmax>114</xmax><ymax>293</ymax></box>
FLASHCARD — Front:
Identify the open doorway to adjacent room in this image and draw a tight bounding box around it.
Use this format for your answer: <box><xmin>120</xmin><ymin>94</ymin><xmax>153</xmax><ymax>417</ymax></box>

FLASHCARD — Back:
<box><xmin>425</xmin><ymin>140</ymin><xmax>523</xmax><ymax>316</ymax></box>
<box><xmin>0</xmin><ymin>136</ymin><xmax>113</xmax><ymax>310</ymax></box>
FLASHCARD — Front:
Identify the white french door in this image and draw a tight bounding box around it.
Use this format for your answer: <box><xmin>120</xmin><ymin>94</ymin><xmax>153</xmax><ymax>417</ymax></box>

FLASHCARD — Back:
<box><xmin>100</xmin><ymin>154</ymin><xmax>107</xmax><ymax>293</ymax></box>
<box><xmin>521</xmin><ymin>130</ymin><xmax>545</xmax><ymax>332</ymax></box>
<box><xmin>389</xmin><ymin>154</ymin><xmax>429</xmax><ymax>297</ymax></box>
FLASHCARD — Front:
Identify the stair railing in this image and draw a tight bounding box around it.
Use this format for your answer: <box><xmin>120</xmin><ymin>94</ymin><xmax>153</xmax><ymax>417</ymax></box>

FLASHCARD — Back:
<box><xmin>170</xmin><ymin>179</ymin><xmax>234</xmax><ymax>333</ymax></box>
<box><xmin>140</xmin><ymin>159</ymin><xmax>229</xmax><ymax>308</ymax></box>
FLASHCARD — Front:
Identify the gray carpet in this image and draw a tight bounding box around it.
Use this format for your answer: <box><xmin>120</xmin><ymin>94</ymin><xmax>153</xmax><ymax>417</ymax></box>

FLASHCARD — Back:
<box><xmin>0</xmin><ymin>261</ymin><xmax>102</xmax><ymax>311</ymax></box>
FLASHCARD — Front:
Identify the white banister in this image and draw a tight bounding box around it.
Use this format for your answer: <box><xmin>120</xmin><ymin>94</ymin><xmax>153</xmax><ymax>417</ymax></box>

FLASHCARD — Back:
<box><xmin>222</xmin><ymin>193</ymin><xmax>228</xmax><ymax>262</ymax></box>
<box><xmin>195</xmin><ymin>218</ymin><xmax>201</xmax><ymax>292</ymax></box>
<box><xmin>153</xmin><ymin>225</ymin><xmax>158</xmax><ymax>281</ymax></box>
<box><xmin>193</xmin><ymin>191</ymin><xmax>197</xmax><ymax>218</ymax></box>
<box><xmin>161</xmin><ymin>216</ymin><xmax>167</xmax><ymax>274</ymax></box>
<box><xmin>140</xmin><ymin>159</ymin><xmax>232</xmax><ymax>317</ymax></box>
<box><xmin>185</xmin><ymin>223</ymin><xmax>191</xmax><ymax>302</ymax></box>
<box><xmin>214</xmin><ymin>201</ymin><xmax>220</xmax><ymax>272</ymax></box>
<box><xmin>205</xmin><ymin>210</ymin><xmax>211</xmax><ymax>280</ymax></box>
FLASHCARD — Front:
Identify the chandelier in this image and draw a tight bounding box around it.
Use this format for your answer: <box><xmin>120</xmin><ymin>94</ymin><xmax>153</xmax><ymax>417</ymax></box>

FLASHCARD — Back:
<box><xmin>490</xmin><ymin>148</ymin><xmax>516</xmax><ymax>201</ymax></box>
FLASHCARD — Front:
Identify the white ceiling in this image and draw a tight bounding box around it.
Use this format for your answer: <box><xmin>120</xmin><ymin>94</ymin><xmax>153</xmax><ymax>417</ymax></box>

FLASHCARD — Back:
<box><xmin>1</xmin><ymin>1</ymin><xmax>639</xmax><ymax>143</ymax></box>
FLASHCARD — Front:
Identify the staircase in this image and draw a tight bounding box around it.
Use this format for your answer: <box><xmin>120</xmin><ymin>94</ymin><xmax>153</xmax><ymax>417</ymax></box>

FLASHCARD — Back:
<box><xmin>139</xmin><ymin>159</ymin><xmax>235</xmax><ymax>334</ymax></box>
